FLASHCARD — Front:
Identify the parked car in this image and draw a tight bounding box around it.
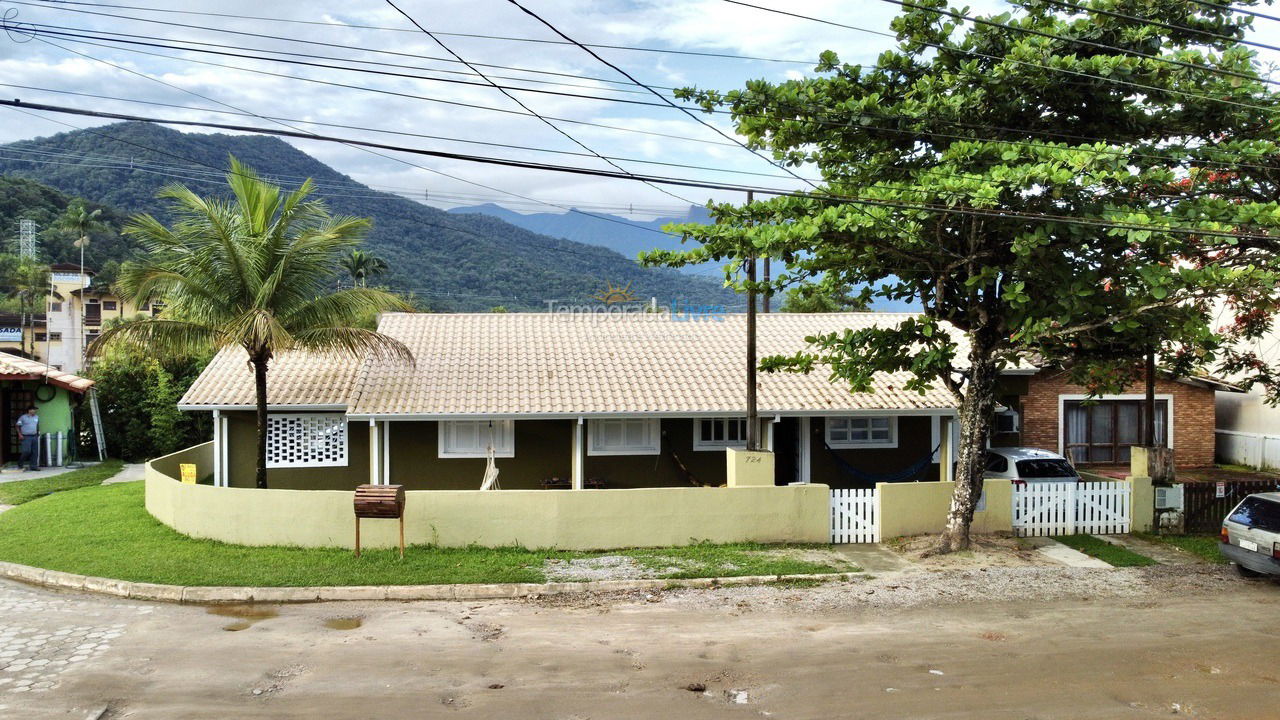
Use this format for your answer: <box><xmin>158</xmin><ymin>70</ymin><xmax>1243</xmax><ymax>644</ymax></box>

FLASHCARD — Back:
<box><xmin>984</xmin><ymin>447</ymin><xmax>1080</xmax><ymax>485</ymax></box>
<box><xmin>1220</xmin><ymin>492</ymin><xmax>1280</xmax><ymax>578</ymax></box>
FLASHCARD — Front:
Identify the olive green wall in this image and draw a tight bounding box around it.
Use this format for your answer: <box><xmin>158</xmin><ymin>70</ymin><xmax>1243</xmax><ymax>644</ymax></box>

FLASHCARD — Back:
<box><xmin>225</xmin><ymin>412</ymin><xmax>370</xmax><ymax>489</ymax></box>
<box><xmin>388</xmin><ymin>420</ymin><xmax>571</xmax><ymax>490</ymax></box>
<box><xmin>808</xmin><ymin>415</ymin><xmax>939</xmax><ymax>488</ymax></box>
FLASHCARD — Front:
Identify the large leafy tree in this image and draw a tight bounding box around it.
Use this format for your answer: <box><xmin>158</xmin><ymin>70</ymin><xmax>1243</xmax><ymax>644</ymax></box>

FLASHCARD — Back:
<box><xmin>648</xmin><ymin>0</ymin><xmax>1280</xmax><ymax>551</ymax></box>
<box><xmin>92</xmin><ymin>156</ymin><xmax>413</xmax><ymax>488</ymax></box>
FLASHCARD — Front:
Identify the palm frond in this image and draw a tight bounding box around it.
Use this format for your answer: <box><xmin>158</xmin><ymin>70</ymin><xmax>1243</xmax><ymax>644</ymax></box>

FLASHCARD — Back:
<box><xmin>291</xmin><ymin>326</ymin><xmax>415</xmax><ymax>364</ymax></box>
<box><xmin>88</xmin><ymin>319</ymin><xmax>224</xmax><ymax>360</ymax></box>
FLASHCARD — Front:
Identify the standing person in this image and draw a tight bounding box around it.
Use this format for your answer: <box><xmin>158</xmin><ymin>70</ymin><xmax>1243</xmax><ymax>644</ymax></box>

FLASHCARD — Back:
<box><xmin>16</xmin><ymin>406</ymin><xmax>39</xmax><ymax>471</ymax></box>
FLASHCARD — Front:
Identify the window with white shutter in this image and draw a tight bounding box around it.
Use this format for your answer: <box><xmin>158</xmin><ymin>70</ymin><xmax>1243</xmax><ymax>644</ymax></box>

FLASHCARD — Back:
<box><xmin>588</xmin><ymin>418</ymin><xmax>660</xmax><ymax>455</ymax></box>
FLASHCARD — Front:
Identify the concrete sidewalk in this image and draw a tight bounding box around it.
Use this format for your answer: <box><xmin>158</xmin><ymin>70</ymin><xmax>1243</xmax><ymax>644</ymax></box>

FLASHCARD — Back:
<box><xmin>0</xmin><ymin>462</ymin><xmax>103</xmax><ymax>485</ymax></box>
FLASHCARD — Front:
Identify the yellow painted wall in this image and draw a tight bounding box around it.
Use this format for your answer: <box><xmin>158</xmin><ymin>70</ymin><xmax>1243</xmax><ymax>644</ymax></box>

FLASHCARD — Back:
<box><xmin>877</xmin><ymin>480</ymin><xmax>1014</xmax><ymax>539</ymax></box>
<box><xmin>145</xmin><ymin>444</ymin><xmax>830</xmax><ymax>550</ymax></box>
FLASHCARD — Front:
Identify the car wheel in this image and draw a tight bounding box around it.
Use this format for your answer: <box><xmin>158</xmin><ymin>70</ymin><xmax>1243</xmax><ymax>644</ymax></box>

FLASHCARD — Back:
<box><xmin>1235</xmin><ymin>563</ymin><xmax>1263</xmax><ymax>579</ymax></box>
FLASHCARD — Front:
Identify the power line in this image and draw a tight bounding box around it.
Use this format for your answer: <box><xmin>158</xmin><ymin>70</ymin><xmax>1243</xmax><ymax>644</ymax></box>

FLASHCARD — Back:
<box><xmin>1024</xmin><ymin>0</ymin><xmax>1280</xmax><ymax>55</ymax></box>
<box><xmin>9</xmin><ymin>97</ymin><xmax>1278</xmax><ymax>243</ymax></box>
<box><xmin>381</xmin><ymin>0</ymin><xmax>698</xmax><ymax>206</ymax></box>
<box><xmin>16</xmin><ymin>0</ymin><xmax>815</xmax><ymax>64</ymax></box>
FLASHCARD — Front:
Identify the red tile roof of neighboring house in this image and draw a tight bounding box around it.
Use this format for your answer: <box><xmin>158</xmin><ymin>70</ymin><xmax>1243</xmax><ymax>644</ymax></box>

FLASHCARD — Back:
<box><xmin>0</xmin><ymin>352</ymin><xmax>94</xmax><ymax>393</ymax></box>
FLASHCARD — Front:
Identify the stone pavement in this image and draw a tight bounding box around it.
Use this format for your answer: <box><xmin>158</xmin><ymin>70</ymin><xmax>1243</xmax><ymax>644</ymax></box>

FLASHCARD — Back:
<box><xmin>0</xmin><ymin>581</ymin><xmax>151</xmax><ymax>714</ymax></box>
<box><xmin>101</xmin><ymin>463</ymin><xmax>144</xmax><ymax>485</ymax></box>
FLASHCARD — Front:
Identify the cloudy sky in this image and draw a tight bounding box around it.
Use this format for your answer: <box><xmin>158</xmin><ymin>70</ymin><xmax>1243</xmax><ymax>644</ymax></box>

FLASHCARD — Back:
<box><xmin>2</xmin><ymin>0</ymin><xmax>1279</xmax><ymax>220</ymax></box>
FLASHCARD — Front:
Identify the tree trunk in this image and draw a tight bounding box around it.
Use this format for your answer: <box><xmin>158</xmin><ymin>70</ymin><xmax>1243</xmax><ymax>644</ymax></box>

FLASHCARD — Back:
<box><xmin>936</xmin><ymin>349</ymin><xmax>1001</xmax><ymax>554</ymax></box>
<box><xmin>252</xmin><ymin>351</ymin><xmax>270</xmax><ymax>489</ymax></box>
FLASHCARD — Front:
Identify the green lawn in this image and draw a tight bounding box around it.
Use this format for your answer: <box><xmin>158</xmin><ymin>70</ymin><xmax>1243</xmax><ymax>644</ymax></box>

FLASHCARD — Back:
<box><xmin>0</xmin><ymin>482</ymin><xmax>849</xmax><ymax>586</ymax></box>
<box><xmin>1051</xmin><ymin>534</ymin><xmax>1158</xmax><ymax>567</ymax></box>
<box><xmin>0</xmin><ymin>460</ymin><xmax>125</xmax><ymax>505</ymax></box>
<box><xmin>1135</xmin><ymin>532</ymin><xmax>1229</xmax><ymax>564</ymax></box>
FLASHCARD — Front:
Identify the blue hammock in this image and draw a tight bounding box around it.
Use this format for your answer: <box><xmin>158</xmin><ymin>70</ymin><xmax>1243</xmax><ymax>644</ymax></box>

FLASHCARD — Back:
<box><xmin>823</xmin><ymin>443</ymin><xmax>941</xmax><ymax>488</ymax></box>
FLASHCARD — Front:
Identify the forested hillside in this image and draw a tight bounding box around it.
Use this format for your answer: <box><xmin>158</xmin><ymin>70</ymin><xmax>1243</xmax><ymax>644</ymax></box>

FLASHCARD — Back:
<box><xmin>0</xmin><ymin>123</ymin><xmax>732</xmax><ymax>311</ymax></box>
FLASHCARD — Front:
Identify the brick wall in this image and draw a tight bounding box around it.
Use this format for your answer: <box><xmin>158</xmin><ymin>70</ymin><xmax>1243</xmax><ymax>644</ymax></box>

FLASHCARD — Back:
<box><xmin>1019</xmin><ymin>370</ymin><xmax>1217</xmax><ymax>468</ymax></box>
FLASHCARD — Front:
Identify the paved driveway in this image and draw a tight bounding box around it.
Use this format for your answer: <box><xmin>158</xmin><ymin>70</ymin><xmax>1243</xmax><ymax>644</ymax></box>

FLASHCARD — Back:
<box><xmin>2</xmin><ymin>569</ymin><xmax>1278</xmax><ymax>719</ymax></box>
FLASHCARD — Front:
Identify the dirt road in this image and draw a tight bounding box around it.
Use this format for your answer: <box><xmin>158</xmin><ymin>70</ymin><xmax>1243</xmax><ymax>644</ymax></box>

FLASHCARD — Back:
<box><xmin>3</xmin><ymin>568</ymin><xmax>1278</xmax><ymax>719</ymax></box>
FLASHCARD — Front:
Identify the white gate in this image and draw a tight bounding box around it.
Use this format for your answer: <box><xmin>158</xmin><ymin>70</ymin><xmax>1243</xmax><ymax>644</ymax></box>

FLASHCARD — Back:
<box><xmin>1012</xmin><ymin>481</ymin><xmax>1131</xmax><ymax>537</ymax></box>
<box><xmin>830</xmin><ymin>489</ymin><xmax>879</xmax><ymax>543</ymax></box>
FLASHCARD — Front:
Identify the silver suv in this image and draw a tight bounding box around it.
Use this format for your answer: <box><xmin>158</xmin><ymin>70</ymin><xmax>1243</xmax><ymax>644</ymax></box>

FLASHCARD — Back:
<box><xmin>1220</xmin><ymin>492</ymin><xmax>1280</xmax><ymax>578</ymax></box>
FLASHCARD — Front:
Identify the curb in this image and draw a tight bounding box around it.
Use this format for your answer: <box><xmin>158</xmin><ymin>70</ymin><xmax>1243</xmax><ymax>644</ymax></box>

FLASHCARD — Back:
<box><xmin>0</xmin><ymin>560</ymin><xmax>862</xmax><ymax>604</ymax></box>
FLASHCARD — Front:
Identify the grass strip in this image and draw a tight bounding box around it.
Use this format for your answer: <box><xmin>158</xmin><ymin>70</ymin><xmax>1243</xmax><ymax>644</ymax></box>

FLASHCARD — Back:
<box><xmin>1051</xmin><ymin>534</ymin><xmax>1158</xmax><ymax>567</ymax></box>
<box><xmin>1134</xmin><ymin>532</ymin><xmax>1229</xmax><ymax>565</ymax></box>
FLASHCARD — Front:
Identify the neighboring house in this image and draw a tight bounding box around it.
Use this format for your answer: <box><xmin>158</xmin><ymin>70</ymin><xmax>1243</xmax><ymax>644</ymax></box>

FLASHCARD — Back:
<box><xmin>0</xmin><ymin>352</ymin><xmax>94</xmax><ymax>467</ymax></box>
<box><xmin>0</xmin><ymin>264</ymin><xmax>161</xmax><ymax>372</ymax></box>
<box><xmin>178</xmin><ymin>312</ymin><xmax>1230</xmax><ymax>489</ymax></box>
<box><xmin>1211</xmin><ymin>302</ymin><xmax>1280</xmax><ymax>469</ymax></box>
<box><xmin>0</xmin><ymin>313</ymin><xmax>49</xmax><ymax>361</ymax></box>
<box><xmin>994</xmin><ymin>367</ymin><xmax>1236</xmax><ymax>469</ymax></box>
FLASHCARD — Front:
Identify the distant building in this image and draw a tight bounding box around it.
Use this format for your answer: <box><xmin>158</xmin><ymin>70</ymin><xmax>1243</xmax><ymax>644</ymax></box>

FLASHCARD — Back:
<box><xmin>0</xmin><ymin>263</ymin><xmax>160</xmax><ymax>372</ymax></box>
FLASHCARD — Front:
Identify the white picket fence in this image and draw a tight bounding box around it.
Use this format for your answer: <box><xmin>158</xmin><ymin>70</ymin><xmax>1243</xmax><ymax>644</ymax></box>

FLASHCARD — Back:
<box><xmin>830</xmin><ymin>489</ymin><xmax>879</xmax><ymax>543</ymax></box>
<box><xmin>1012</xmin><ymin>481</ymin><xmax>1131</xmax><ymax>537</ymax></box>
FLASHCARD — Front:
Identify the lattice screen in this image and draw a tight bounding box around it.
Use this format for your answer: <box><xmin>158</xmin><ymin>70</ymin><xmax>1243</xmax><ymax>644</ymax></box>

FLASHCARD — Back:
<box><xmin>265</xmin><ymin>413</ymin><xmax>348</xmax><ymax>468</ymax></box>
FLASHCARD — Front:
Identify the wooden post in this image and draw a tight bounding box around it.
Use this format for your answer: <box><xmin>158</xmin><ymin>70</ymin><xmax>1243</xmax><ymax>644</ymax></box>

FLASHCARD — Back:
<box><xmin>398</xmin><ymin>515</ymin><xmax>405</xmax><ymax>560</ymax></box>
<box><xmin>354</xmin><ymin>516</ymin><xmax>362</xmax><ymax>559</ymax></box>
<box><xmin>745</xmin><ymin>190</ymin><xmax>759</xmax><ymax>452</ymax></box>
<box><xmin>1143</xmin><ymin>350</ymin><xmax>1156</xmax><ymax>448</ymax></box>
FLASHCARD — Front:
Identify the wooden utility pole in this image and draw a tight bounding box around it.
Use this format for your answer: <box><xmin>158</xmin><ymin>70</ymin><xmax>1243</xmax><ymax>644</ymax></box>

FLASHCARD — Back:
<box><xmin>1143</xmin><ymin>349</ymin><xmax>1156</xmax><ymax>448</ymax></box>
<box><xmin>762</xmin><ymin>257</ymin><xmax>771</xmax><ymax>313</ymax></box>
<box><xmin>745</xmin><ymin>190</ymin><xmax>759</xmax><ymax>451</ymax></box>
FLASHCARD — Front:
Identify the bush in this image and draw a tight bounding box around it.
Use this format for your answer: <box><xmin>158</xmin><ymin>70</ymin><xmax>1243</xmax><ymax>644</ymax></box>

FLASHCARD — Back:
<box><xmin>88</xmin><ymin>346</ymin><xmax>211</xmax><ymax>461</ymax></box>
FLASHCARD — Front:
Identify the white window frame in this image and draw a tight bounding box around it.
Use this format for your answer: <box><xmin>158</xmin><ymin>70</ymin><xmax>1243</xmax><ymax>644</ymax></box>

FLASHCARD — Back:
<box><xmin>693</xmin><ymin>417</ymin><xmax>748</xmax><ymax>451</ymax></box>
<box><xmin>438</xmin><ymin>420</ymin><xmax>515</xmax><ymax>458</ymax></box>
<box><xmin>265</xmin><ymin>413</ymin><xmax>349</xmax><ymax>468</ymax></box>
<box><xmin>825</xmin><ymin>416</ymin><xmax>898</xmax><ymax>449</ymax></box>
<box><xmin>588</xmin><ymin>418</ymin><xmax>661</xmax><ymax>456</ymax></box>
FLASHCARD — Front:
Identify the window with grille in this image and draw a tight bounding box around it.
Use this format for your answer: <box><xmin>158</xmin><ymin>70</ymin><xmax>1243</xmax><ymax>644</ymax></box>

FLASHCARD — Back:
<box><xmin>588</xmin><ymin>418</ymin><xmax>660</xmax><ymax>455</ymax></box>
<box><xmin>694</xmin><ymin>417</ymin><xmax>747</xmax><ymax>450</ymax></box>
<box><xmin>439</xmin><ymin>420</ymin><xmax>514</xmax><ymax>458</ymax></box>
<box><xmin>265</xmin><ymin>413</ymin><xmax>349</xmax><ymax>468</ymax></box>
<box><xmin>826</xmin><ymin>416</ymin><xmax>897</xmax><ymax>449</ymax></box>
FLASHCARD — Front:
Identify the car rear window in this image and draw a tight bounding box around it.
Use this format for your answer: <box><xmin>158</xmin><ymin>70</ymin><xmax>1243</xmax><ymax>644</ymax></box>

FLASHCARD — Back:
<box><xmin>1015</xmin><ymin>459</ymin><xmax>1079</xmax><ymax>479</ymax></box>
<box><xmin>1228</xmin><ymin>497</ymin><xmax>1280</xmax><ymax>533</ymax></box>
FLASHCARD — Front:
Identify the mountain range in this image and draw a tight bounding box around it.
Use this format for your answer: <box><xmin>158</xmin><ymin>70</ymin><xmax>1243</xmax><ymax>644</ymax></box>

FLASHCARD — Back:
<box><xmin>0</xmin><ymin>122</ymin><xmax>733</xmax><ymax>311</ymax></box>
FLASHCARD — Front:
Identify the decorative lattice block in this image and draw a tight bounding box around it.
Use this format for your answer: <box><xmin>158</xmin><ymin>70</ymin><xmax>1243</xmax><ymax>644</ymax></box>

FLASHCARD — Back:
<box><xmin>265</xmin><ymin>413</ymin><xmax>348</xmax><ymax>468</ymax></box>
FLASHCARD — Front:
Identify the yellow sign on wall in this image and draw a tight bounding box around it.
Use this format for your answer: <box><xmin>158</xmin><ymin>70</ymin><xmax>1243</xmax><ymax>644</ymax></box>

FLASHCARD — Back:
<box><xmin>180</xmin><ymin>463</ymin><xmax>197</xmax><ymax>484</ymax></box>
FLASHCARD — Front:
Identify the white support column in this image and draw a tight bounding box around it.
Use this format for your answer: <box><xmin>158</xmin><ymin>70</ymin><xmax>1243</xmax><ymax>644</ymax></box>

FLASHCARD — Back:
<box><xmin>369</xmin><ymin>419</ymin><xmax>382</xmax><ymax>486</ymax></box>
<box><xmin>212</xmin><ymin>410</ymin><xmax>222</xmax><ymax>486</ymax></box>
<box><xmin>571</xmin><ymin>417</ymin><xmax>585</xmax><ymax>490</ymax></box>
<box><xmin>798</xmin><ymin>416</ymin><xmax>811</xmax><ymax>484</ymax></box>
<box><xmin>381</xmin><ymin>421</ymin><xmax>391</xmax><ymax>485</ymax></box>
<box><xmin>939</xmin><ymin>415</ymin><xmax>955</xmax><ymax>484</ymax></box>
<box><xmin>766</xmin><ymin>415</ymin><xmax>779</xmax><ymax>452</ymax></box>
<box><xmin>219</xmin><ymin>413</ymin><xmax>229</xmax><ymax>487</ymax></box>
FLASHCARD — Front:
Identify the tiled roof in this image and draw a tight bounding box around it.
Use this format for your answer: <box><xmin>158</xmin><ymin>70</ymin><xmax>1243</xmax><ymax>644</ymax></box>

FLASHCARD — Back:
<box><xmin>181</xmin><ymin>312</ymin><xmax>974</xmax><ymax>414</ymax></box>
<box><xmin>0</xmin><ymin>353</ymin><xmax>94</xmax><ymax>393</ymax></box>
<box><xmin>178</xmin><ymin>347</ymin><xmax>361</xmax><ymax>408</ymax></box>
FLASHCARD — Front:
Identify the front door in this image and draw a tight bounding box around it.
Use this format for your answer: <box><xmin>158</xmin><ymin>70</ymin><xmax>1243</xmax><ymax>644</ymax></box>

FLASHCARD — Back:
<box><xmin>1063</xmin><ymin>399</ymin><xmax>1168</xmax><ymax>465</ymax></box>
<box><xmin>2</xmin><ymin>387</ymin><xmax>35</xmax><ymax>464</ymax></box>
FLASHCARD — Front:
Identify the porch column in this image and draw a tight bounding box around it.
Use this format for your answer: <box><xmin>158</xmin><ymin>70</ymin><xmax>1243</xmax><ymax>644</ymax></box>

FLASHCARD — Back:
<box><xmin>939</xmin><ymin>415</ymin><xmax>955</xmax><ymax>484</ymax></box>
<box><xmin>571</xmin><ymin>418</ymin><xmax>585</xmax><ymax>490</ymax></box>
<box><xmin>219</xmin><ymin>413</ymin><xmax>229</xmax><ymax>487</ymax></box>
<box><xmin>369</xmin><ymin>419</ymin><xmax>383</xmax><ymax>485</ymax></box>
<box><xmin>381</xmin><ymin>420</ymin><xmax>391</xmax><ymax>485</ymax></box>
<box><xmin>798</xmin><ymin>417</ymin><xmax>811</xmax><ymax>484</ymax></box>
<box><xmin>212</xmin><ymin>410</ymin><xmax>222</xmax><ymax>487</ymax></box>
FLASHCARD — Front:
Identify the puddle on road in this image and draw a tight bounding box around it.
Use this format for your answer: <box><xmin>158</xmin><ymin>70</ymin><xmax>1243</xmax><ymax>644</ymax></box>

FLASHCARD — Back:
<box><xmin>323</xmin><ymin>616</ymin><xmax>363</xmax><ymax>631</ymax></box>
<box><xmin>207</xmin><ymin>604</ymin><xmax>280</xmax><ymax>631</ymax></box>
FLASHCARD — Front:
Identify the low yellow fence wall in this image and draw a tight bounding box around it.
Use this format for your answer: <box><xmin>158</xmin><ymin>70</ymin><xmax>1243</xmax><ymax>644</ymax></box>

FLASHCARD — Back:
<box><xmin>145</xmin><ymin>447</ymin><xmax>830</xmax><ymax>550</ymax></box>
<box><xmin>877</xmin><ymin>479</ymin><xmax>1014</xmax><ymax>539</ymax></box>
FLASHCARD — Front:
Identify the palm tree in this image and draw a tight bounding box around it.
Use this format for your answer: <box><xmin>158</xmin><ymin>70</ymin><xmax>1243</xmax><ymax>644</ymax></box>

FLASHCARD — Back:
<box><xmin>91</xmin><ymin>156</ymin><xmax>413</xmax><ymax>488</ymax></box>
<box><xmin>339</xmin><ymin>249</ymin><xmax>389</xmax><ymax>288</ymax></box>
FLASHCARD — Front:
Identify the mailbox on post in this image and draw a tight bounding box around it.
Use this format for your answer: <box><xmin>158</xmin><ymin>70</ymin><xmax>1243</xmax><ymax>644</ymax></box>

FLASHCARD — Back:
<box><xmin>353</xmin><ymin>484</ymin><xmax>405</xmax><ymax>559</ymax></box>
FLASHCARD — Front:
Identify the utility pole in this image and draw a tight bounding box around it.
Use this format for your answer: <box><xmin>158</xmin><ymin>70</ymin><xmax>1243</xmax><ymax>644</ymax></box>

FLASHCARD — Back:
<box><xmin>745</xmin><ymin>190</ymin><xmax>759</xmax><ymax>452</ymax></box>
<box><xmin>762</xmin><ymin>256</ymin><xmax>771</xmax><ymax>313</ymax></box>
<box><xmin>1143</xmin><ymin>348</ymin><xmax>1156</xmax><ymax>448</ymax></box>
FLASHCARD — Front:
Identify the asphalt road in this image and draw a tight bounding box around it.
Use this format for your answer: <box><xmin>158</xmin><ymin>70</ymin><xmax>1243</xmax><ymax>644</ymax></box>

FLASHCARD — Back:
<box><xmin>2</xmin><ymin>573</ymin><xmax>1278</xmax><ymax>719</ymax></box>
